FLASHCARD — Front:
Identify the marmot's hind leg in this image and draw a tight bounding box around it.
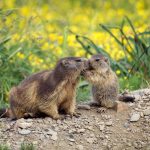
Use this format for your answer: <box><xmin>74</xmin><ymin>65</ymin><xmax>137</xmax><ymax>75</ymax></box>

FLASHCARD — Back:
<box><xmin>39</xmin><ymin>105</ymin><xmax>61</xmax><ymax>120</ymax></box>
<box><xmin>11</xmin><ymin>107</ymin><xmax>26</xmax><ymax>119</ymax></box>
<box><xmin>61</xmin><ymin>98</ymin><xmax>76</xmax><ymax>116</ymax></box>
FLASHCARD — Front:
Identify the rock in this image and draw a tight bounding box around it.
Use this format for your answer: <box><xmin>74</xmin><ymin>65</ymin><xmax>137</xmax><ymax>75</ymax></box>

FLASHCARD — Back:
<box><xmin>130</xmin><ymin>113</ymin><xmax>140</xmax><ymax>122</ymax></box>
<box><xmin>116</xmin><ymin>102</ymin><xmax>128</xmax><ymax>112</ymax></box>
<box><xmin>76</xmin><ymin>144</ymin><xmax>84</xmax><ymax>150</ymax></box>
<box><xmin>86</xmin><ymin>137</ymin><xmax>94</xmax><ymax>144</ymax></box>
<box><xmin>86</xmin><ymin>126</ymin><xmax>93</xmax><ymax>131</ymax></box>
<box><xmin>124</xmin><ymin>122</ymin><xmax>130</xmax><ymax>128</ymax></box>
<box><xmin>143</xmin><ymin>108</ymin><xmax>150</xmax><ymax>116</ymax></box>
<box><xmin>15</xmin><ymin>118</ymin><xmax>32</xmax><ymax>129</ymax></box>
<box><xmin>18</xmin><ymin>129</ymin><xmax>31</xmax><ymax>135</ymax></box>
<box><xmin>69</xmin><ymin>129</ymin><xmax>76</xmax><ymax>134</ymax></box>
<box><xmin>17</xmin><ymin>122</ymin><xmax>32</xmax><ymax>129</ymax></box>
<box><xmin>68</xmin><ymin>138</ymin><xmax>75</xmax><ymax>142</ymax></box>
<box><xmin>68</xmin><ymin>134</ymin><xmax>75</xmax><ymax>142</ymax></box>
<box><xmin>56</xmin><ymin>120</ymin><xmax>61</xmax><ymax>124</ymax></box>
<box><xmin>77</xmin><ymin>128</ymin><xmax>85</xmax><ymax>133</ymax></box>
<box><xmin>106</xmin><ymin>120</ymin><xmax>113</xmax><ymax>126</ymax></box>
<box><xmin>46</xmin><ymin>129</ymin><xmax>57</xmax><ymax>136</ymax></box>
<box><xmin>77</xmin><ymin>104</ymin><xmax>91</xmax><ymax>110</ymax></box>
<box><xmin>99</xmin><ymin>123</ymin><xmax>105</xmax><ymax>131</ymax></box>
<box><xmin>51</xmin><ymin>134</ymin><xmax>58</xmax><ymax>141</ymax></box>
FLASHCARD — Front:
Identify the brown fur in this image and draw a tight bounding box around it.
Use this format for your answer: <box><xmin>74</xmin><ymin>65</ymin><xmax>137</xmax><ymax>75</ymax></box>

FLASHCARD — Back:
<box><xmin>81</xmin><ymin>54</ymin><xmax>134</xmax><ymax>110</ymax></box>
<box><xmin>1</xmin><ymin>57</ymin><xmax>86</xmax><ymax>120</ymax></box>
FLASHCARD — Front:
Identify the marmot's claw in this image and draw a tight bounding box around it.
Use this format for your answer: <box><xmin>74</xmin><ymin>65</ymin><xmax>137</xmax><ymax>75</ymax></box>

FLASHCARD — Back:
<box><xmin>97</xmin><ymin>107</ymin><xmax>107</xmax><ymax>113</ymax></box>
<box><xmin>70</xmin><ymin>112</ymin><xmax>81</xmax><ymax>118</ymax></box>
<box><xmin>73</xmin><ymin>112</ymin><xmax>81</xmax><ymax>118</ymax></box>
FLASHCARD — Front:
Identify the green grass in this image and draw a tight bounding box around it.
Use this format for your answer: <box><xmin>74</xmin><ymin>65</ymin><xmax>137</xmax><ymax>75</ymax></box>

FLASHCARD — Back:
<box><xmin>75</xmin><ymin>17</ymin><xmax>150</xmax><ymax>93</ymax></box>
<box><xmin>20</xmin><ymin>143</ymin><xmax>35</xmax><ymax>150</ymax></box>
<box><xmin>0</xmin><ymin>145</ymin><xmax>9</xmax><ymax>150</ymax></box>
<box><xmin>77</xmin><ymin>81</ymin><xmax>91</xmax><ymax>102</ymax></box>
<box><xmin>0</xmin><ymin>143</ymin><xmax>35</xmax><ymax>150</ymax></box>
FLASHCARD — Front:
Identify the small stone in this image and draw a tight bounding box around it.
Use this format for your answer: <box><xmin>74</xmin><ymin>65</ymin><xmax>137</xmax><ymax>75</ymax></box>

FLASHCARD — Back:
<box><xmin>33</xmin><ymin>141</ymin><xmax>38</xmax><ymax>145</ymax></box>
<box><xmin>143</xmin><ymin>108</ymin><xmax>150</xmax><ymax>116</ymax></box>
<box><xmin>77</xmin><ymin>104</ymin><xmax>91</xmax><ymax>110</ymax></box>
<box><xmin>86</xmin><ymin>138</ymin><xmax>94</xmax><ymax>144</ymax></box>
<box><xmin>76</xmin><ymin>144</ymin><xmax>84</xmax><ymax>150</ymax></box>
<box><xmin>56</xmin><ymin>120</ymin><xmax>61</xmax><ymax>124</ymax></box>
<box><xmin>18</xmin><ymin>129</ymin><xmax>31</xmax><ymax>135</ymax></box>
<box><xmin>86</xmin><ymin>126</ymin><xmax>93</xmax><ymax>131</ymax></box>
<box><xmin>69</xmin><ymin>142</ymin><xmax>74</xmax><ymax>146</ymax></box>
<box><xmin>106</xmin><ymin>120</ymin><xmax>113</xmax><ymax>126</ymax></box>
<box><xmin>15</xmin><ymin>118</ymin><xmax>32</xmax><ymax>129</ymax></box>
<box><xmin>68</xmin><ymin>134</ymin><xmax>75</xmax><ymax>142</ymax></box>
<box><xmin>77</xmin><ymin>128</ymin><xmax>85</xmax><ymax>133</ymax></box>
<box><xmin>69</xmin><ymin>129</ymin><xmax>76</xmax><ymax>134</ymax></box>
<box><xmin>99</xmin><ymin>124</ymin><xmax>105</xmax><ymax>131</ymax></box>
<box><xmin>51</xmin><ymin>134</ymin><xmax>58</xmax><ymax>141</ymax></box>
<box><xmin>102</xmin><ymin>141</ymin><xmax>108</xmax><ymax>146</ymax></box>
<box><xmin>116</xmin><ymin>102</ymin><xmax>128</xmax><ymax>112</ymax></box>
<box><xmin>130</xmin><ymin>113</ymin><xmax>140</xmax><ymax>122</ymax></box>
<box><xmin>124</xmin><ymin>122</ymin><xmax>130</xmax><ymax>128</ymax></box>
<box><xmin>47</xmin><ymin>129</ymin><xmax>57</xmax><ymax>136</ymax></box>
<box><xmin>68</xmin><ymin>138</ymin><xmax>75</xmax><ymax>142</ymax></box>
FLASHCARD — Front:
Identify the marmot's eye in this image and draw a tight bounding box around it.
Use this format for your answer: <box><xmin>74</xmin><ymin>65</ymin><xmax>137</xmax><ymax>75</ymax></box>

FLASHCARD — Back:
<box><xmin>95</xmin><ymin>58</ymin><xmax>100</xmax><ymax>62</ymax></box>
<box><xmin>75</xmin><ymin>59</ymin><xmax>82</xmax><ymax>62</ymax></box>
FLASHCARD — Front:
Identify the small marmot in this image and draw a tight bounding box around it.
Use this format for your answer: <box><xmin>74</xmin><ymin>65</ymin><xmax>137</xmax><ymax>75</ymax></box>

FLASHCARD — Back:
<box><xmin>0</xmin><ymin>57</ymin><xmax>86</xmax><ymax>120</ymax></box>
<box><xmin>80</xmin><ymin>54</ymin><xmax>134</xmax><ymax>111</ymax></box>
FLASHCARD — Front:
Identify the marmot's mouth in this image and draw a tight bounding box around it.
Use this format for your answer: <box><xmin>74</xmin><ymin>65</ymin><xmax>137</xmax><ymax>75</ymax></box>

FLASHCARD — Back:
<box><xmin>80</xmin><ymin>67</ymin><xmax>95</xmax><ymax>76</ymax></box>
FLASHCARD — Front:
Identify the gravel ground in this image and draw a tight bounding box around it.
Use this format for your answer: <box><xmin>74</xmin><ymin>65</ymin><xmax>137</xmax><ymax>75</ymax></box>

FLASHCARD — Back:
<box><xmin>0</xmin><ymin>89</ymin><xmax>150</xmax><ymax>150</ymax></box>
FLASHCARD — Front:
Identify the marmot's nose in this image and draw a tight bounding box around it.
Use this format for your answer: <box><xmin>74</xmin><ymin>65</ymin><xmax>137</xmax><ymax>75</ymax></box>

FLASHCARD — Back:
<box><xmin>83</xmin><ymin>60</ymin><xmax>90</xmax><ymax>70</ymax></box>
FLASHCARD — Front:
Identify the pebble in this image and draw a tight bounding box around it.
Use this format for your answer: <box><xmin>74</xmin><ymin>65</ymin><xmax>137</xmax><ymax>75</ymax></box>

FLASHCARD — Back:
<box><xmin>77</xmin><ymin>128</ymin><xmax>85</xmax><ymax>133</ymax></box>
<box><xmin>116</xmin><ymin>102</ymin><xmax>128</xmax><ymax>112</ymax></box>
<box><xmin>16</xmin><ymin>121</ymin><xmax>32</xmax><ymax>129</ymax></box>
<box><xmin>51</xmin><ymin>134</ymin><xmax>58</xmax><ymax>141</ymax></box>
<box><xmin>86</xmin><ymin>138</ymin><xmax>94</xmax><ymax>144</ymax></box>
<box><xmin>18</xmin><ymin>129</ymin><xmax>31</xmax><ymax>135</ymax></box>
<box><xmin>143</xmin><ymin>108</ymin><xmax>150</xmax><ymax>116</ymax></box>
<box><xmin>130</xmin><ymin>113</ymin><xmax>140</xmax><ymax>122</ymax></box>
<box><xmin>68</xmin><ymin>138</ymin><xmax>75</xmax><ymax>142</ymax></box>
<box><xmin>76</xmin><ymin>144</ymin><xmax>84</xmax><ymax>150</ymax></box>
<box><xmin>99</xmin><ymin>124</ymin><xmax>105</xmax><ymax>131</ymax></box>
<box><xmin>106</xmin><ymin>120</ymin><xmax>113</xmax><ymax>126</ymax></box>
<box><xmin>124</xmin><ymin>122</ymin><xmax>130</xmax><ymax>128</ymax></box>
<box><xmin>46</xmin><ymin>129</ymin><xmax>57</xmax><ymax>136</ymax></box>
<box><xmin>77</xmin><ymin>104</ymin><xmax>91</xmax><ymax>110</ymax></box>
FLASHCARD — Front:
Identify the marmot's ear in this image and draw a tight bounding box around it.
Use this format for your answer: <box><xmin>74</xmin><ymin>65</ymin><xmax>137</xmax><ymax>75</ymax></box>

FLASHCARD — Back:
<box><xmin>61</xmin><ymin>59</ymin><xmax>69</xmax><ymax>66</ymax></box>
<box><xmin>104</xmin><ymin>57</ymin><xmax>110</xmax><ymax>65</ymax></box>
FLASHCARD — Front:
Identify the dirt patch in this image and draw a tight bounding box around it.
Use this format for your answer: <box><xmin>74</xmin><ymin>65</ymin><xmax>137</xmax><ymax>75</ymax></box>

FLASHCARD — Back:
<box><xmin>0</xmin><ymin>89</ymin><xmax>150</xmax><ymax>150</ymax></box>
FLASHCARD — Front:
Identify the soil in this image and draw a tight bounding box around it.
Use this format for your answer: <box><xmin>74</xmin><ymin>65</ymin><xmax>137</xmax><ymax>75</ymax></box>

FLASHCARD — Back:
<box><xmin>0</xmin><ymin>89</ymin><xmax>150</xmax><ymax>150</ymax></box>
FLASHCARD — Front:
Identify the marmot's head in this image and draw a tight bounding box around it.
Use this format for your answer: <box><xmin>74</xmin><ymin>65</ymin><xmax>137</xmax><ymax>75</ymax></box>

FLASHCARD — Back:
<box><xmin>55</xmin><ymin>57</ymin><xmax>87</xmax><ymax>80</ymax></box>
<box><xmin>88</xmin><ymin>54</ymin><xmax>110</xmax><ymax>73</ymax></box>
<box><xmin>81</xmin><ymin>54</ymin><xmax>110</xmax><ymax>85</ymax></box>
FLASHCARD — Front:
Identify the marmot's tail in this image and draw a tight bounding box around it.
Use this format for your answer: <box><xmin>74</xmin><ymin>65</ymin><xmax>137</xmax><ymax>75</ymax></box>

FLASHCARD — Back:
<box><xmin>0</xmin><ymin>108</ymin><xmax>11</xmax><ymax>118</ymax></box>
<box><xmin>118</xmin><ymin>95</ymin><xmax>135</xmax><ymax>102</ymax></box>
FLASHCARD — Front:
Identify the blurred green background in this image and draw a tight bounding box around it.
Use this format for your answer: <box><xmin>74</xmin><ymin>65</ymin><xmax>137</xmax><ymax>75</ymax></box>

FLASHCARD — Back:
<box><xmin>0</xmin><ymin>0</ymin><xmax>150</xmax><ymax>106</ymax></box>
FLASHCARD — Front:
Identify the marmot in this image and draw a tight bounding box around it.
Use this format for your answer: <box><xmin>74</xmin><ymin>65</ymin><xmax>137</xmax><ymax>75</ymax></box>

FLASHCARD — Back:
<box><xmin>81</xmin><ymin>54</ymin><xmax>134</xmax><ymax>111</ymax></box>
<box><xmin>0</xmin><ymin>57</ymin><xmax>86</xmax><ymax>120</ymax></box>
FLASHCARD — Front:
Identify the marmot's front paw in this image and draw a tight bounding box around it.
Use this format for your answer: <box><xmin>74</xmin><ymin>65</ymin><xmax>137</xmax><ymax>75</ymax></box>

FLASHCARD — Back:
<box><xmin>97</xmin><ymin>107</ymin><xmax>107</xmax><ymax>113</ymax></box>
<box><xmin>68</xmin><ymin>112</ymin><xmax>81</xmax><ymax>118</ymax></box>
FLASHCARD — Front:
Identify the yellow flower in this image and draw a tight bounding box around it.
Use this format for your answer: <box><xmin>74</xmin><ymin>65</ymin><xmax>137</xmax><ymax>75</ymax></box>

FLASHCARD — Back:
<box><xmin>12</xmin><ymin>33</ymin><xmax>20</xmax><ymax>41</ymax></box>
<box><xmin>20</xmin><ymin>7</ymin><xmax>31</xmax><ymax>17</ymax></box>
<box><xmin>124</xmin><ymin>76</ymin><xmax>127</xmax><ymax>80</ymax></box>
<box><xmin>17</xmin><ymin>52</ymin><xmax>25</xmax><ymax>59</ymax></box>
<box><xmin>116</xmin><ymin>70</ymin><xmax>121</xmax><ymax>75</ymax></box>
<box><xmin>42</xmin><ymin>43</ymin><xmax>50</xmax><ymax>50</ymax></box>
